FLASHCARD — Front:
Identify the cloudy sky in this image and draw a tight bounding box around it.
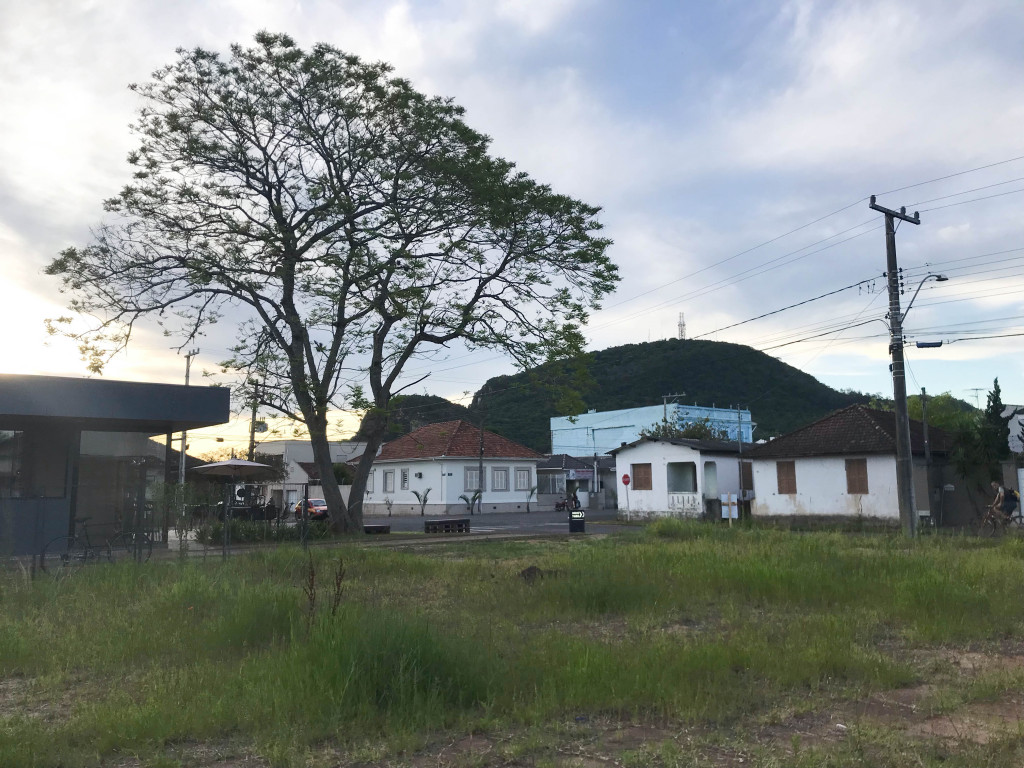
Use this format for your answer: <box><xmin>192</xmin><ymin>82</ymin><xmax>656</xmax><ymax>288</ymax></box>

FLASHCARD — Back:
<box><xmin>2</xmin><ymin>0</ymin><xmax>1023</xmax><ymax>449</ymax></box>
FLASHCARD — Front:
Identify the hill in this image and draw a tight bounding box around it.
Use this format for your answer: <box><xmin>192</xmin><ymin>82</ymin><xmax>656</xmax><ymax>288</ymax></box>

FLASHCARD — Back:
<box><xmin>474</xmin><ymin>338</ymin><xmax>869</xmax><ymax>452</ymax></box>
<box><xmin>353</xmin><ymin>394</ymin><xmax>471</xmax><ymax>442</ymax></box>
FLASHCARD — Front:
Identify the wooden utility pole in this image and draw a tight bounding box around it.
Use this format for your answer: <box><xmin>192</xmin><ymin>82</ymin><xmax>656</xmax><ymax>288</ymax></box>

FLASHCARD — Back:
<box><xmin>869</xmin><ymin>195</ymin><xmax>921</xmax><ymax>537</ymax></box>
<box><xmin>247</xmin><ymin>381</ymin><xmax>260</xmax><ymax>462</ymax></box>
<box><xmin>662</xmin><ymin>393</ymin><xmax>685</xmax><ymax>425</ymax></box>
<box><xmin>178</xmin><ymin>349</ymin><xmax>199</xmax><ymax>485</ymax></box>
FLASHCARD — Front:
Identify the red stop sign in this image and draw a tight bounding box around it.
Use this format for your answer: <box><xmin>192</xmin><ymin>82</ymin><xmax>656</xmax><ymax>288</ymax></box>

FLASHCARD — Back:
<box><xmin>622</xmin><ymin>473</ymin><xmax>630</xmax><ymax>486</ymax></box>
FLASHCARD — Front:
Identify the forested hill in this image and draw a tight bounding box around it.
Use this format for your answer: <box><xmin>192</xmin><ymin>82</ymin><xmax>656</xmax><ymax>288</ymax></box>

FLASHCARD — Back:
<box><xmin>474</xmin><ymin>338</ymin><xmax>869</xmax><ymax>453</ymax></box>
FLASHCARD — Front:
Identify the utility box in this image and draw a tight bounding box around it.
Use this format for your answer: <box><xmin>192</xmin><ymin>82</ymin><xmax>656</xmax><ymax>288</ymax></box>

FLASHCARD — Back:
<box><xmin>569</xmin><ymin>509</ymin><xmax>585</xmax><ymax>533</ymax></box>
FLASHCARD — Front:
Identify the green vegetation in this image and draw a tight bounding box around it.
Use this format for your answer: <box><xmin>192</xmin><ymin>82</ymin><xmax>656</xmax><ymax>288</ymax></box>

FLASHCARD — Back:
<box><xmin>476</xmin><ymin>338</ymin><xmax>869</xmax><ymax>451</ymax></box>
<box><xmin>2</xmin><ymin>528</ymin><xmax>1023</xmax><ymax>766</ymax></box>
<box><xmin>353</xmin><ymin>394</ymin><xmax>472</xmax><ymax>442</ymax></box>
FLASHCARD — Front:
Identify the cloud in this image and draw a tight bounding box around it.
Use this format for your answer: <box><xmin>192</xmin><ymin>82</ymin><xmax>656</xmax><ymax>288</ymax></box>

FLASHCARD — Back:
<box><xmin>1</xmin><ymin>0</ymin><xmax>1022</xmax><ymax>412</ymax></box>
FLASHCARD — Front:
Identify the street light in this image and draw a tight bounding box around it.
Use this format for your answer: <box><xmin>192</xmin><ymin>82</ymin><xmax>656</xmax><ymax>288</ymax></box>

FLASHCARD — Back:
<box><xmin>892</xmin><ymin>272</ymin><xmax>949</xmax><ymax>537</ymax></box>
<box><xmin>902</xmin><ymin>273</ymin><xmax>948</xmax><ymax>322</ymax></box>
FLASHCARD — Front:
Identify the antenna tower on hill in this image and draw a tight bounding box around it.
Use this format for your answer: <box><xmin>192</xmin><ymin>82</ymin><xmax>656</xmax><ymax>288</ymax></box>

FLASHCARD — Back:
<box><xmin>677</xmin><ymin>312</ymin><xmax>686</xmax><ymax>340</ymax></box>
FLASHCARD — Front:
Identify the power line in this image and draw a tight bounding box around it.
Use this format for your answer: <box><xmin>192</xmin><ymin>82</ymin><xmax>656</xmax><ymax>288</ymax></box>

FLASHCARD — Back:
<box><xmin>876</xmin><ymin>154</ymin><xmax>1024</xmax><ymax>196</ymax></box>
<box><xmin>690</xmin><ymin>277</ymin><xmax>875</xmax><ymax>340</ymax></box>
<box><xmin>906</xmin><ymin>176</ymin><xmax>1024</xmax><ymax>207</ymax></box>
<box><xmin>597</xmin><ymin>198</ymin><xmax>870</xmax><ymax>313</ymax></box>
<box><xmin>945</xmin><ymin>331</ymin><xmax>1024</xmax><ymax>344</ymax></box>
<box><xmin>920</xmin><ymin>187</ymin><xmax>1024</xmax><ymax>213</ymax></box>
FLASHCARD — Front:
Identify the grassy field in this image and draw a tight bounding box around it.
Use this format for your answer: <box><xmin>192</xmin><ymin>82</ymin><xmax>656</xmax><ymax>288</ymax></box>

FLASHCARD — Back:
<box><xmin>1</xmin><ymin>521</ymin><xmax>1023</xmax><ymax>767</ymax></box>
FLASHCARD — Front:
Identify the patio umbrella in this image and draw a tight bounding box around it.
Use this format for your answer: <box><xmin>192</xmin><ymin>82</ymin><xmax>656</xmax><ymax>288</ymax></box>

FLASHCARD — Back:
<box><xmin>193</xmin><ymin>459</ymin><xmax>273</xmax><ymax>556</ymax></box>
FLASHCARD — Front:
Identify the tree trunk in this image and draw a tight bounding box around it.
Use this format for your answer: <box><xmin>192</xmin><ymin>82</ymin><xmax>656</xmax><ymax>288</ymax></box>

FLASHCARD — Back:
<box><xmin>306</xmin><ymin>418</ymin><xmax>358</xmax><ymax>534</ymax></box>
<box><xmin>334</xmin><ymin>408</ymin><xmax>388</xmax><ymax>534</ymax></box>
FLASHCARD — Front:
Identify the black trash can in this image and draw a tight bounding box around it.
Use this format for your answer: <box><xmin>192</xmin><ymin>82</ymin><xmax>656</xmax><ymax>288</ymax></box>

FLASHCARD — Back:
<box><xmin>569</xmin><ymin>509</ymin><xmax>585</xmax><ymax>533</ymax></box>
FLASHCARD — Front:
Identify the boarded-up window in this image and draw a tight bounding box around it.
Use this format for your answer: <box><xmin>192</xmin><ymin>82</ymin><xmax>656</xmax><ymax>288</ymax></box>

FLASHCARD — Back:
<box><xmin>776</xmin><ymin>461</ymin><xmax>796</xmax><ymax>494</ymax></box>
<box><xmin>740</xmin><ymin>461</ymin><xmax>753</xmax><ymax>492</ymax></box>
<box><xmin>845</xmin><ymin>458</ymin><xmax>868</xmax><ymax>494</ymax></box>
<box><xmin>631</xmin><ymin>463</ymin><xmax>653</xmax><ymax>491</ymax></box>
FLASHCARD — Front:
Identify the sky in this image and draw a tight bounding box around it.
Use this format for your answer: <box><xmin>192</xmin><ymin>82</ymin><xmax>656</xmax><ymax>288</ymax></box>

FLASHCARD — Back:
<box><xmin>2</xmin><ymin>0</ymin><xmax>1023</xmax><ymax>452</ymax></box>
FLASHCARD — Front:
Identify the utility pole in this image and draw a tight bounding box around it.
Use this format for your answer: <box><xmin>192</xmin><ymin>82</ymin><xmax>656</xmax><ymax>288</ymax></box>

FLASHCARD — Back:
<box><xmin>476</xmin><ymin>402</ymin><xmax>487</xmax><ymax>515</ymax></box>
<box><xmin>869</xmin><ymin>195</ymin><xmax>921</xmax><ymax>537</ymax></box>
<box><xmin>921</xmin><ymin>387</ymin><xmax>934</xmax><ymax>522</ymax></box>
<box><xmin>662</xmin><ymin>393</ymin><xmax>685</xmax><ymax>425</ymax></box>
<box><xmin>178</xmin><ymin>349</ymin><xmax>199</xmax><ymax>485</ymax></box>
<box><xmin>736</xmin><ymin>406</ymin><xmax>744</xmax><ymax>521</ymax></box>
<box><xmin>247</xmin><ymin>380</ymin><xmax>260</xmax><ymax>462</ymax></box>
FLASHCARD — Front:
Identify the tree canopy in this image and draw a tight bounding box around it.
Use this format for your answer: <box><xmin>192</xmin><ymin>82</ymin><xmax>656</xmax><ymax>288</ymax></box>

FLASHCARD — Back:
<box><xmin>639</xmin><ymin>417</ymin><xmax>729</xmax><ymax>441</ymax></box>
<box><xmin>46</xmin><ymin>33</ymin><xmax>617</xmax><ymax>531</ymax></box>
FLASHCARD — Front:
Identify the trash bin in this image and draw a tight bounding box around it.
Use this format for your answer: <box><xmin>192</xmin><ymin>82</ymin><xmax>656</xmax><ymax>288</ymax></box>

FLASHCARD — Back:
<box><xmin>569</xmin><ymin>509</ymin><xmax>585</xmax><ymax>533</ymax></box>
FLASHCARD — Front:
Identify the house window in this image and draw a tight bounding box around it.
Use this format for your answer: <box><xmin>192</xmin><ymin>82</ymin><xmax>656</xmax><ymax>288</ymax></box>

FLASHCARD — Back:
<box><xmin>667</xmin><ymin>462</ymin><xmax>697</xmax><ymax>493</ymax></box>
<box><xmin>846</xmin><ymin>458</ymin><xmax>868</xmax><ymax>494</ymax></box>
<box><xmin>537</xmin><ymin>473</ymin><xmax>565</xmax><ymax>495</ymax></box>
<box><xmin>383</xmin><ymin>470</ymin><xmax>395</xmax><ymax>493</ymax></box>
<box><xmin>492</xmin><ymin>468</ymin><xmax>509</xmax><ymax>492</ymax></box>
<box><xmin>631</xmin><ymin>463</ymin><xmax>653</xmax><ymax>491</ymax></box>
<box><xmin>366</xmin><ymin>470</ymin><xmax>374</xmax><ymax>493</ymax></box>
<box><xmin>776</xmin><ymin>461</ymin><xmax>796</xmax><ymax>494</ymax></box>
<box><xmin>400</xmin><ymin>468</ymin><xmax>409</xmax><ymax>490</ymax></box>
<box><xmin>464</xmin><ymin>466</ymin><xmax>484</xmax><ymax>492</ymax></box>
<box><xmin>515</xmin><ymin>467</ymin><xmax>532</xmax><ymax>491</ymax></box>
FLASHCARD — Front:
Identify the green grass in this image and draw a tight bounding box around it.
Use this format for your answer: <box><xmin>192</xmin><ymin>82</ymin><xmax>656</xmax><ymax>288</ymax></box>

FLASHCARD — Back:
<box><xmin>1</xmin><ymin>524</ymin><xmax>1023</xmax><ymax>766</ymax></box>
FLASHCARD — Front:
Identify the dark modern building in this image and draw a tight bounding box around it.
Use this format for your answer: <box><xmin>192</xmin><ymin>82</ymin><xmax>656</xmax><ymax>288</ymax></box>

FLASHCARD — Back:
<box><xmin>0</xmin><ymin>374</ymin><xmax>230</xmax><ymax>557</ymax></box>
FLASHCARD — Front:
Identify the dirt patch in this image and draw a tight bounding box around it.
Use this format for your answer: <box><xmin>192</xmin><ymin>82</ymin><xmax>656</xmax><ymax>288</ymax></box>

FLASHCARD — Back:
<box><xmin>949</xmin><ymin>651</ymin><xmax>1024</xmax><ymax>674</ymax></box>
<box><xmin>909</xmin><ymin>698</ymin><xmax>1024</xmax><ymax>744</ymax></box>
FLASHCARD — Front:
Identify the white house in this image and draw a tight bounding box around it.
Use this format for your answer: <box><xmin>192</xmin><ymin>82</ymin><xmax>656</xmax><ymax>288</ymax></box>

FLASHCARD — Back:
<box><xmin>746</xmin><ymin>404</ymin><xmax>954</xmax><ymax>522</ymax></box>
<box><xmin>255</xmin><ymin>439</ymin><xmax>366</xmax><ymax>511</ymax></box>
<box><xmin>610</xmin><ymin>437</ymin><xmax>750</xmax><ymax>519</ymax></box>
<box><xmin>361</xmin><ymin>420</ymin><xmax>543</xmax><ymax>516</ymax></box>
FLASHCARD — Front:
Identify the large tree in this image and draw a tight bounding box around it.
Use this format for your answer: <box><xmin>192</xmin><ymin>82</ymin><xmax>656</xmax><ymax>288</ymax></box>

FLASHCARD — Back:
<box><xmin>46</xmin><ymin>33</ymin><xmax>617</xmax><ymax>532</ymax></box>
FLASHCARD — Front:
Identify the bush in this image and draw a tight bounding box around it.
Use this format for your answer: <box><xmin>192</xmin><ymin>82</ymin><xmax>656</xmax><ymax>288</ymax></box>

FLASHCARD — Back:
<box><xmin>195</xmin><ymin>519</ymin><xmax>334</xmax><ymax>545</ymax></box>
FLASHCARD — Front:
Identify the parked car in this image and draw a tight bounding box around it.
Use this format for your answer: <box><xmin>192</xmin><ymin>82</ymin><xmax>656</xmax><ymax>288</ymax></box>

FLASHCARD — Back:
<box><xmin>294</xmin><ymin>498</ymin><xmax>329</xmax><ymax>521</ymax></box>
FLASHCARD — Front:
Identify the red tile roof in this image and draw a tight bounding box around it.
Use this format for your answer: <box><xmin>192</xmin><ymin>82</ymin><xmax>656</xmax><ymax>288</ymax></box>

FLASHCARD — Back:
<box><xmin>746</xmin><ymin>404</ymin><xmax>952</xmax><ymax>459</ymax></box>
<box><xmin>375</xmin><ymin>420</ymin><xmax>544</xmax><ymax>462</ymax></box>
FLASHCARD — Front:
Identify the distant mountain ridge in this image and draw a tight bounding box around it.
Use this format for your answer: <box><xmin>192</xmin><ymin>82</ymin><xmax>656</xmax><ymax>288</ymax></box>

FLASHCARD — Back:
<box><xmin>357</xmin><ymin>339</ymin><xmax>871</xmax><ymax>453</ymax></box>
<box><xmin>473</xmin><ymin>338</ymin><xmax>870</xmax><ymax>452</ymax></box>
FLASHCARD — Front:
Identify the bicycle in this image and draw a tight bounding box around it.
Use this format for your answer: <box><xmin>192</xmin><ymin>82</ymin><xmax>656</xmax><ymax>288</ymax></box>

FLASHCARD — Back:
<box><xmin>977</xmin><ymin>505</ymin><xmax>1024</xmax><ymax>538</ymax></box>
<box><xmin>40</xmin><ymin>516</ymin><xmax>154</xmax><ymax>572</ymax></box>
<box><xmin>39</xmin><ymin>517</ymin><xmax>105</xmax><ymax>572</ymax></box>
<box><xmin>106</xmin><ymin>527</ymin><xmax>154</xmax><ymax>564</ymax></box>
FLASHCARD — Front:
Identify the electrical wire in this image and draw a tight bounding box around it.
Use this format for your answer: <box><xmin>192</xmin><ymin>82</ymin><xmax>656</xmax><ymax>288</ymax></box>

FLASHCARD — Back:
<box><xmin>875</xmin><ymin>154</ymin><xmax>1024</xmax><ymax>197</ymax></box>
<box><xmin>690</xmin><ymin>277</ymin><xmax>875</xmax><ymax>340</ymax></box>
<box><xmin>919</xmin><ymin>187</ymin><xmax>1024</xmax><ymax>213</ymax></box>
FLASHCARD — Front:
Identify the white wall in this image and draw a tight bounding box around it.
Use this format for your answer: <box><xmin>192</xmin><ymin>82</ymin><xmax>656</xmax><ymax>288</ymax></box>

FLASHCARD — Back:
<box><xmin>257</xmin><ymin>439</ymin><xmax>365</xmax><ymax>486</ymax></box>
<box><xmin>613</xmin><ymin>441</ymin><xmax>742</xmax><ymax>518</ymax></box>
<box><xmin>363</xmin><ymin>459</ymin><xmax>538</xmax><ymax>515</ymax></box>
<box><xmin>750</xmin><ymin>455</ymin><xmax>900</xmax><ymax>518</ymax></box>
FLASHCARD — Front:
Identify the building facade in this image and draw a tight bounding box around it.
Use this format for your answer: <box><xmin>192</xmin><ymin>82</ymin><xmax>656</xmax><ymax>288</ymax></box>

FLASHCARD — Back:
<box><xmin>610</xmin><ymin>437</ymin><xmax>750</xmax><ymax>519</ymax></box>
<box><xmin>551</xmin><ymin>403</ymin><xmax>754</xmax><ymax>455</ymax></box>
<box><xmin>0</xmin><ymin>375</ymin><xmax>229</xmax><ymax>557</ymax></box>
<box><xmin>361</xmin><ymin>420</ymin><xmax>542</xmax><ymax>516</ymax></box>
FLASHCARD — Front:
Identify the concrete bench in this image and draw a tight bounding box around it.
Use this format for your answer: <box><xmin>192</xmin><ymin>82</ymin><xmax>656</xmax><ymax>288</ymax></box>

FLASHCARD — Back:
<box><xmin>424</xmin><ymin>517</ymin><xmax>471</xmax><ymax>534</ymax></box>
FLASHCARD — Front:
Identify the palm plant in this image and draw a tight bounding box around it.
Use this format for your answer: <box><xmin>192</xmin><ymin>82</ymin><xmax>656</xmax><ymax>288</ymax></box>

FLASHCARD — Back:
<box><xmin>458</xmin><ymin>490</ymin><xmax>481</xmax><ymax>515</ymax></box>
<box><xmin>525</xmin><ymin>485</ymin><xmax>538</xmax><ymax>514</ymax></box>
<box><xmin>412</xmin><ymin>488</ymin><xmax>431</xmax><ymax>516</ymax></box>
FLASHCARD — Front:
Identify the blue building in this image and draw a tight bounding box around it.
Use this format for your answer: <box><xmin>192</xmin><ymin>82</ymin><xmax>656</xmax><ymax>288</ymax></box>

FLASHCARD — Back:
<box><xmin>550</xmin><ymin>403</ymin><xmax>755</xmax><ymax>456</ymax></box>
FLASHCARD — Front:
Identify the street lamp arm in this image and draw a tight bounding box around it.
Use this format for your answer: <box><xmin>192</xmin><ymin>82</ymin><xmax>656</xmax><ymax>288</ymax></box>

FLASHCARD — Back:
<box><xmin>900</xmin><ymin>273</ymin><xmax>948</xmax><ymax>322</ymax></box>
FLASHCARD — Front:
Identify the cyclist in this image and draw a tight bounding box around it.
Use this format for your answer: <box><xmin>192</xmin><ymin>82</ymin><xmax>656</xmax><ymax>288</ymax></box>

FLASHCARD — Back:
<box><xmin>989</xmin><ymin>481</ymin><xmax>1019</xmax><ymax>521</ymax></box>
